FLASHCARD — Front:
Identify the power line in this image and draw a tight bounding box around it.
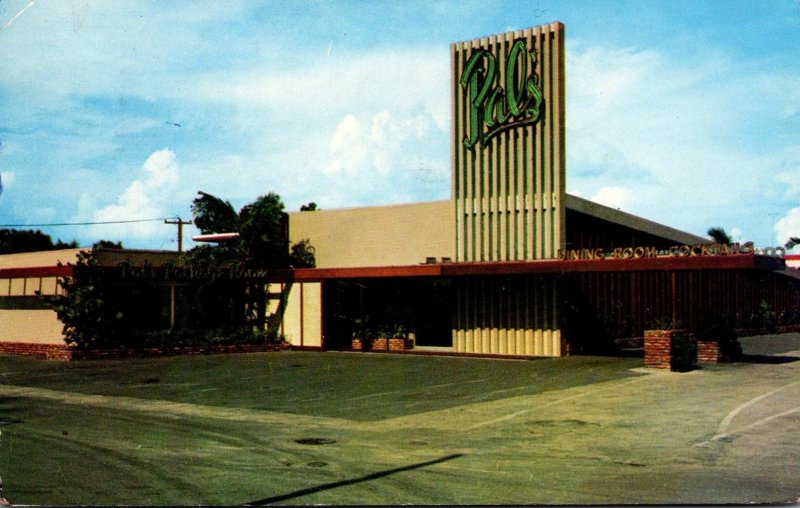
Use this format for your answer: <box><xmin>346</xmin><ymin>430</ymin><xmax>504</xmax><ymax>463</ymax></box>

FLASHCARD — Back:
<box><xmin>0</xmin><ymin>218</ymin><xmax>169</xmax><ymax>228</ymax></box>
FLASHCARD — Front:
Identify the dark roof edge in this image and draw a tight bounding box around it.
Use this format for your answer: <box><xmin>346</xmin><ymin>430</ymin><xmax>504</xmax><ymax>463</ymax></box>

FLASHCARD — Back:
<box><xmin>565</xmin><ymin>193</ymin><xmax>707</xmax><ymax>245</ymax></box>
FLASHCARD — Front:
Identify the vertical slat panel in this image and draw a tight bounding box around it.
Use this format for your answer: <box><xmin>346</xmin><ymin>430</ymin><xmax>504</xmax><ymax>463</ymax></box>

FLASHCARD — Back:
<box><xmin>453</xmin><ymin>23</ymin><xmax>564</xmax><ymax>263</ymax></box>
<box><xmin>450</xmin><ymin>23</ymin><xmax>566</xmax><ymax>357</ymax></box>
<box><xmin>466</xmin><ymin>40</ymin><xmax>476</xmax><ymax>263</ymax></box>
<box><xmin>553</xmin><ymin>23</ymin><xmax>566</xmax><ymax>255</ymax></box>
<box><xmin>541</xmin><ymin>26</ymin><xmax>553</xmax><ymax>259</ymax></box>
<box><xmin>537</xmin><ymin>26</ymin><xmax>547</xmax><ymax>260</ymax></box>
<box><xmin>452</xmin><ymin>42</ymin><xmax>463</xmax><ymax>262</ymax></box>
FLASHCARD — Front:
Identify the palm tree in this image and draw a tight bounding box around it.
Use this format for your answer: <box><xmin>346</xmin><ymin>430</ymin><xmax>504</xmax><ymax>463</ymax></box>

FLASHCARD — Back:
<box><xmin>707</xmin><ymin>227</ymin><xmax>732</xmax><ymax>245</ymax></box>
<box><xmin>785</xmin><ymin>237</ymin><xmax>800</xmax><ymax>250</ymax></box>
<box><xmin>189</xmin><ymin>191</ymin><xmax>289</xmax><ymax>269</ymax></box>
<box><xmin>188</xmin><ymin>191</ymin><xmax>316</xmax><ymax>329</ymax></box>
<box><xmin>191</xmin><ymin>191</ymin><xmax>239</xmax><ymax>235</ymax></box>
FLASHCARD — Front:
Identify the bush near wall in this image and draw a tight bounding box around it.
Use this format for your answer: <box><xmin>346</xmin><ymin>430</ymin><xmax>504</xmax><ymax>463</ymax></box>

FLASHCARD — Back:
<box><xmin>46</xmin><ymin>249</ymin><xmax>283</xmax><ymax>352</ymax></box>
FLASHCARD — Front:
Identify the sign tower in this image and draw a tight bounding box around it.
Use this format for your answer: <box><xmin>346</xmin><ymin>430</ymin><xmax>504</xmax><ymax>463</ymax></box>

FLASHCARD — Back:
<box><xmin>451</xmin><ymin>22</ymin><xmax>566</xmax><ymax>262</ymax></box>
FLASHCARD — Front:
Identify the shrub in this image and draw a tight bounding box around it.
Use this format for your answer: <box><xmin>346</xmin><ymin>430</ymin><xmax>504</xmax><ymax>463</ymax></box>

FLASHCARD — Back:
<box><xmin>48</xmin><ymin>250</ymin><xmax>122</xmax><ymax>350</ymax></box>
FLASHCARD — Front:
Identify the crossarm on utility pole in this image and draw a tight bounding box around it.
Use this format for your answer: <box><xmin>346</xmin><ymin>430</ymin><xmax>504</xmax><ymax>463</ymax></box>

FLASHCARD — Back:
<box><xmin>164</xmin><ymin>218</ymin><xmax>193</xmax><ymax>253</ymax></box>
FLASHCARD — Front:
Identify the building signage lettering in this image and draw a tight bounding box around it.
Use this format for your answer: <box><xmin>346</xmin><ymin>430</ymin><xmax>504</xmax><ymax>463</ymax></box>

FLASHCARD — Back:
<box><xmin>114</xmin><ymin>263</ymin><xmax>271</xmax><ymax>281</ymax></box>
<box><xmin>460</xmin><ymin>39</ymin><xmax>543</xmax><ymax>149</ymax></box>
<box><xmin>557</xmin><ymin>242</ymin><xmax>787</xmax><ymax>261</ymax></box>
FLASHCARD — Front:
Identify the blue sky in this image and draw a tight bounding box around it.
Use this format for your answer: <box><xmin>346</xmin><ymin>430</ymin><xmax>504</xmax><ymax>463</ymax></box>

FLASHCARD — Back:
<box><xmin>0</xmin><ymin>0</ymin><xmax>799</xmax><ymax>251</ymax></box>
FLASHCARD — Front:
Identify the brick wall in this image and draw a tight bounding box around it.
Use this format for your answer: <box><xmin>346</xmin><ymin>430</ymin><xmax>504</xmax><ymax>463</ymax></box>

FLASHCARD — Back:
<box><xmin>0</xmin><ymin>342</ymin><xmax>290</xmax><ymax>361</ymax></box>
<box><xmin>697</xmin><ymin>340</ymin><xmax>721</xmax><ymax>363</ymax></box>
<box><xmin>644</xmin><ymin>330</ymin><xmax>672</xmax><ymax>369</ymax></box>
<box><xmin>0</xmin><ymin>342</ymin><xmax>72</xmax><ymax>360</ymax></box>
<box><xmin>644</xmin><ymin>329</ymin><xmax>696</xmax><ymax>371</ymax></box>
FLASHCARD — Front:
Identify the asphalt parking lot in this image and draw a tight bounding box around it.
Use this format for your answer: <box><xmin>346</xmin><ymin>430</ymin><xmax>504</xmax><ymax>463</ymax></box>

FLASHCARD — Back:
<box><xmin>0</xmin><ymin>333</ymin><xmax>798</xmax><ymax>504</ymax></box>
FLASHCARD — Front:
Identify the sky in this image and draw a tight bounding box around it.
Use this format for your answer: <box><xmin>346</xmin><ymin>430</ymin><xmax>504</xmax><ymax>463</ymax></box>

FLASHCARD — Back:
<box><xmin>0</xmin><ymin>0</ymin><xmax>799</xmax><ymax>252</ymax></box>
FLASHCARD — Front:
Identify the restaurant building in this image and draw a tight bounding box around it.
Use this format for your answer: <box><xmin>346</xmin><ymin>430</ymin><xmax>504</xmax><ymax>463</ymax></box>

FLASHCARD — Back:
<box><xmin>3</xmin><ymin>22</ymin><xmax>800</xmax><ymax>358</ymax></box>
<box><xmin>272</xmin><ymin>22</ymin><xmax>800</xmax><ymax>356</ymax></box>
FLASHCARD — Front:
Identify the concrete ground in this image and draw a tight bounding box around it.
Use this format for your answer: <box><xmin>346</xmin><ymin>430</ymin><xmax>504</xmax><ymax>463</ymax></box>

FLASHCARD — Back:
<box><xmin>0</xmin><ymin>333</ymin><xmax>798</xmax><ymax>505</ymax></box>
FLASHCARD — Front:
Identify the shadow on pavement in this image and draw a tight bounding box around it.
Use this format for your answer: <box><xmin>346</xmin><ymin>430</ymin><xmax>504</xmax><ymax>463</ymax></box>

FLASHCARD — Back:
<box><xmin>738</xmin><ymin>354</ymin><xmax>799</xmax><ymax>365</ymax></box>
<box><xmin>243</xmin><ymin>453</ymin><xmax>464</xmax><ymax>505</ymax></box>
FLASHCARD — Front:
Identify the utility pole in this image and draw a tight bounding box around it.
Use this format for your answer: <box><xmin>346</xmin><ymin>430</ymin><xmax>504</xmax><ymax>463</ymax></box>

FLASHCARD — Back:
<box><xmin>165</xmin><ymin>217</ymin><xmax>193</xmax><ymax>253</ymax></box>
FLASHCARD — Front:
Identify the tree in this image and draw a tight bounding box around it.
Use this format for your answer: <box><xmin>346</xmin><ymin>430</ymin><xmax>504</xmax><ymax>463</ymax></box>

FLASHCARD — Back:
<box><xmin>191</xmin><ymin>191</ymin><xmax>239</xmax><ymax>235</ymax></box>
<box><xmin>785</xmin><ymin>237</ymin><xmax>800</xmax><ymax>250</ymax></box>
<box><xmin>289</xmin><ymin>239</ymin><xmax>316</xmax><ymax>268</ymax></box>
<box><xmin>188</xmin><ymin>190</ymin><xmax>315</xmax><ymax>329</ymax></box>
<box><xmin>239</xmin><ymin>192</ymin><xmax>289</xmax><ymax>268</ymax></box>
<box><xmin>49</xmin><ymin>249</ymin><xmax>119</xmax><ymax>350</ymax></box>
<box><xmin>93</xmin><ymin>240</ymin><xmax>124</xmax><ymax>250</ymax></box>
<box><xmin>0</xmin><ymin>229</ymin><xmax>78</xmax><ymax>254</ymax></box>
<box><xmin>707</xmin><ymin>227</ymin><xmax>732</xmax><ymax>245</ymax></box>
<box><xmin>300</xmin><ymin>202</ymin><xmax>318</xmax><ymax>211</ymax></box>
<box><xmin>189</xmin><ymin>190</ymin><xmax>316</xmax><ymax>269</ymax></box>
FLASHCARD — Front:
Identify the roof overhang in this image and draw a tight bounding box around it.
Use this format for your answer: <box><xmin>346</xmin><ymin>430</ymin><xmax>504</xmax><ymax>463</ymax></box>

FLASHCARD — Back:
<box><xmin>192</xmin><ymin>232</ymin><xmax>240</xmax><ymax>243</ymax></box>
<box><xmin>272</xmin><ymin>254</ymin><xmax>785</xmax><ymax>282</ymax></box>
<box><xmin>565</xmin><ymin>194</ymin><xmax>707</xmax><ymax>245</ymax></box>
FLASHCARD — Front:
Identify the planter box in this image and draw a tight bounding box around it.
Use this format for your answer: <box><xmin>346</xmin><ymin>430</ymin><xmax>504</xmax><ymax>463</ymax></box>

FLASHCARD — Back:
<box><xmin>696</xmin><ymin>336</ymin><xmax>741</xmax><ymax>363</ymax></box>
<box><xmin>697</xmin><ymin>340</ymin><xmax>722</xmax><ymax>363</ymax></box>
<box><xmin>351</xmin><ymin>337</ymin><xmax>413</xmax><ymax>352</ymax></box>
<box><xmin>644</xmin><ymin>329</ymin><xmax>696</xmax><ymax>371</ymax></box>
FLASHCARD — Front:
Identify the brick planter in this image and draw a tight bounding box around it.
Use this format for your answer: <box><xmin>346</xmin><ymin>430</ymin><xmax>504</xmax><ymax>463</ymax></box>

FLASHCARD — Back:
<box><xmin>1</xmin><ymin>342</ymin><xmax>290</xmax><ymax>361</ymax></box>
<box><xmin>697</xmin><ymin>340</ymin><xmax>722</xmax><ymax>363</ymax></box>
<box><xmin>351</xmin><ymin>337</ymin><xmax>413</xmax><ymax>352</ymax></box>
<box><xmin>0</xmin><ymin>342</ymin><xmax>72</xmax><ymax>361</ymax></box>
<box><xmin>68</xmin><ymin>342</ymin><xmax>290</xmax><ymax>360</ymax></box>
<box><xmin>644</xmin><ymin>329</ymin><xmax>696</xmax><ymax>371</ymax></box>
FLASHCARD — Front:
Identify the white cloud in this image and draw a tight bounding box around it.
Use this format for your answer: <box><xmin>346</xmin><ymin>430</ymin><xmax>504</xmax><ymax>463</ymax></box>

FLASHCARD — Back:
<box><xmin>566</xmin><ymin>41</ymin><xmax>800</xmax><ymax>243</ymax></box>
<box><xmin>0</xmin><ymin>171</ymin><xmax>15</xmax><ymax>187</ymax></box>
<box><xmin>590</xmin><ymin>186</ymin><xmax>630</xmax><ymax>209</ymax></box>
<box><xmin>189</xmin><ymin>46</ymin><xmax>450</xmax><ymax>129</ymax></box>
<box><xmin>774</xmin><ymin>208</ymin><xmax>800</xmax><ymax>250</ymax></box>
<box><xmin>729</xmin><ymin>227</ymin><xmax>745</xmax><ymax>244</ymax></box>
<box><xmin>72</xmin><ymin>149</ymin><xmax>181</xmax><ymax>242</ymax></box>
<box><xmin>325</xmin><ymin>114</ymin><xmax>368</xmax><ymax>175</ymax></box>
<box><xmin>318</xmin><ymin>108</ymin><xmax>449</xmax><ymax>207</ymax></box>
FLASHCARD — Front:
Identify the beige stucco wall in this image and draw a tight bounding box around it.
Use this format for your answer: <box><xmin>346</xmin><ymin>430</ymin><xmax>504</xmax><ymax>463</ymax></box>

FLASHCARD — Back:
<box><xmin>288</xmin><ymin>200</ymin><xmax>455</xmax><ymax>268</ymax></box>
<box><xmin>0</xmin><ymin>250</ymin><xmax>80</xmax><ymax>346</ymax></box>
<box><xmin>0</xmin><ymin>248</ymin><xmax>82</xmax><ymax>269</ymax></box>
<box><xmin>1</xmin><ymin>276</ymin><xmax>62</xmax><ymax>297</ymax></box>
<box><xmin>0</xmin><ymin>310</ymin><xmax>64</xmax><ymax>344</ymax></box>
<box><xmin>281</xmin><ymin>282</ymin><xmax>322</xmax><ymax>348</ymax></box>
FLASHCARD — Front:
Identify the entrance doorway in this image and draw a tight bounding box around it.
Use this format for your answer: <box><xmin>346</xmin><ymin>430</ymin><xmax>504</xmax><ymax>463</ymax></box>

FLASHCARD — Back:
<box><xmin>321</xmin><ymin>278</ymin><xmax>453</xmax><ymax>351</ymax></box>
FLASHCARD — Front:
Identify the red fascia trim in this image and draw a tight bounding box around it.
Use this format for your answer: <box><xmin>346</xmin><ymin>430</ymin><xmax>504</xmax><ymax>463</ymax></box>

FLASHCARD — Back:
<box><xmin>274</xmin><ymin>255</ymin><xmax>777</xmax><ymax>282</ymax></box>
<box><xmin>442</xmin><ymin>255</ymin><xmax>772</xmax><ymax>276</ymax></box>
<box><xmin>287</xmin><ymin>264</ymin><xmax>444</xmax><ymax>282</ymax></box>
<box><xmin>0</xmin><ymin>265</ymin><xmax>73</xmax><ymax>279</ymax></box>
